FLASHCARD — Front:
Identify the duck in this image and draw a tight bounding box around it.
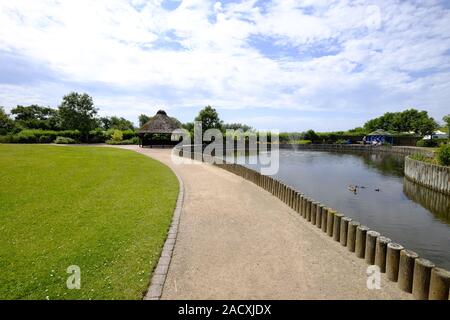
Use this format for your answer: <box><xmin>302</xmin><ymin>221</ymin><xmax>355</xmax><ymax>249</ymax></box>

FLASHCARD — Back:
<box><xmin>348</xmin><ymin>185</ymin><xmax>357</xmax><ymax>192</ymax></box>
<box><xmin>374</xmin><ymin>188</ymin><xmax>380</xmax><ymax>192</ymax></box>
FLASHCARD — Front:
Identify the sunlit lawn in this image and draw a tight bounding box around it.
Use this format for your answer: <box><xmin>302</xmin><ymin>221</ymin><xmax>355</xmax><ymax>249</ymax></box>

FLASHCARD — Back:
<box><xmin>0</xmin><ymin>145</ymin><xmax>178</xmax><ymax>299</ymax></box>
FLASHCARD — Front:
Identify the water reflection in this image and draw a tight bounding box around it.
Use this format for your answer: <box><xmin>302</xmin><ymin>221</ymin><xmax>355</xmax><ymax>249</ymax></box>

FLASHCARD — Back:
<box><xmin>235</xmin><ymin>150</ymin><xmax>450</xmax><ymax>270</ymax></box>
<box><xmin>404</xmin><ymin>178</ymin><xmax>450</xmax><ymax>225</ymax></box>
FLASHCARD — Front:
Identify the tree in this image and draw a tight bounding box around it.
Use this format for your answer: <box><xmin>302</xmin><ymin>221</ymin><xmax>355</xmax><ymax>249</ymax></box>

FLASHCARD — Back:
<box><xmin>195</xmin><ymin>106</ymin><xmax>223</xmax><ymax>132</ymax></box>
<box><xmin>139</xmin><ymin>114</ymin><xmax>151</xmax><ymax>128</ymax></box>
<box><xmin>223</xmin><ymin>123</ymin><xmax>253</xmax><ymax>132</ymax></box>
<box><xmin>363</xmin><ymin>109</ymin><xmax>437</xmax><ymax>136</ymax></box>
<box><xmin>58</xmin><ymin>92</ymin><xmax>98</xmax><ymax>140</ymax></box>
<box><xmin>0</xmin><ymin>107</ymin><xmax>15</xmax><ymax>135</ymax></box>
<box><xmin>303</xmin><ymin>129</ymin><xmax>318</xmax><ymax>141</ymax></box>
<box><xmin>443</xmin><ymin>114</ymin><xmax>450</xmax><ymax>141</ymax></box>
<box><xmin>11</xmin><ymin>105</ymin><xmax>59</xmax><ymax>130</ymax></box>
<box><xmin>100</xmin><ymin>116</ymin><xmax>134</xmax><ymax>130</ymax></box>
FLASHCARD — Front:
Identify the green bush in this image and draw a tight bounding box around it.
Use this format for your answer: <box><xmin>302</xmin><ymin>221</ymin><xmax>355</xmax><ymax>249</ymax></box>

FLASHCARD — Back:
<box><xmin>38</xmin><ymin>135</ymin><xmax>53</xmax><ymax>143</ymax></box>
<box><xmin>54</xmin><ymin>136</ymin><xmax>76</xmax><ymax>144</ymax></box>
<box><xmin>111</xmin><ymin>130</ymin><xmax>123</xmax><ymax>142</ymax></box>
<box><xmin>0</xmin><ymin>135</ymin><xmax>13</xmax><ymax>143</ymax></box>
<box><xmin>88</xmin><ymin>129</ymin><xmax>106</xmax><ymax>143</ymax></box>
<box><xmin>106</xmin><ymin>137</ymin><xmax>139</xmax><ymax>145</ymax></box>
<box><xmin>437</xmin><ymin>143</ymin><xmax>450</xmax><ymax>166</ymax></box>
<box><xmin>121</xmin><ymin>129</ymin><xmax>136</xmax><ymax>140</ymax></box>
<box><xmin>8</xmin><ymin>129</ymin><xmax>81</xmax><ymax>144</ymax></box>
<box><xmin>410</xmin><ymin>153</ymin><xmax>435</xmax><ymax>164</ymax></box>
<box><xmin>416</xmin><ymin>139</ymin><xmax>438</xmax><ymax>147</ymax></box>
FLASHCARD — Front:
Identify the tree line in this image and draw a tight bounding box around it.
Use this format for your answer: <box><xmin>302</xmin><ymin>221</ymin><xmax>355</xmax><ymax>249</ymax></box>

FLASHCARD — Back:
<box><xmin>1</xmin><ymin>92</ymin><xmax>448</xmax><ymax>143</ymax></box>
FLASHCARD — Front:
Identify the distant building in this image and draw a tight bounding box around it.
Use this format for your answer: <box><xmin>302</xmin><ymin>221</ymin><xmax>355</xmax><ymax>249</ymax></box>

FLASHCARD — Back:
<box><xmin>138</xmin><ymin>110</ymin><xmax>181</xmax><ymax>147</ymax></box>
<box><xmin>366</xmin><ymin>129</ymin><xmax>394</xmax><ymax>144</ymax></box>
<box><xmin>423</xmin><ymin>130</ymin><xmax>448</xmax><ymax>140</ymax></box>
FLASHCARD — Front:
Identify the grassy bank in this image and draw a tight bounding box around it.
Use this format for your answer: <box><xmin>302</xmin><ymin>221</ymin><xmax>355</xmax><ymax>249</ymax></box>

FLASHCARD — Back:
<box><xmin>0</xmin><ymin>145</ymin><xmax>178</xmax><ymax>299</ymax></box>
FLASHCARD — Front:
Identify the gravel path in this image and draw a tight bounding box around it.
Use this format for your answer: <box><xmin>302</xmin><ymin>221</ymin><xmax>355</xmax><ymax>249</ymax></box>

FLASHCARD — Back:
<box><xmin>120</xmin><ymin>146</ymin><xmax>411</xmax><ymax>300</ymax></box>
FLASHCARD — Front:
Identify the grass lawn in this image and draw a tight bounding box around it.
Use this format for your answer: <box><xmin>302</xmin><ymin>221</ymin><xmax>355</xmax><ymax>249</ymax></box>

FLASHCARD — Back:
<box><xmin>0</xmin><ymin>145</ymin><xmax>178</xmax><ymax>299</ymax></box>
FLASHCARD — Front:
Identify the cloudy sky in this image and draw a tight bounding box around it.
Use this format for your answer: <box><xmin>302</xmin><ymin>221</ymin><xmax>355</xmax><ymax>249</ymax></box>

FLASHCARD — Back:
<box><xmin>0</xmin><ymin>0</ymin><xmax>449</xmax><ymax>131</ymax></box>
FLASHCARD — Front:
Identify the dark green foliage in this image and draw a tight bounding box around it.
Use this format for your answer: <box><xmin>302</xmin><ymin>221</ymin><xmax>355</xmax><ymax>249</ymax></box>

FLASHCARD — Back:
<box><xmin>223</xmin><ymin>123</ymin><xmax>253</xmax><ymax>132</ymax></box>
<box><xmin>0</xmin><ymin>107</ymin><xmax>16</xmax><ymax>135</ymax></box>
<box><xmin>437</xmin><ymin>143</ymin><xmax>450</xmax><ymax>166</ymax></box>
<box><xmin>38</xmin><ymin>135</ymin><xmax>53</xmax><ymax>143</ymax></box>
<box><xmin>10</xmin><ymin>105</ymin><xmax>59</xmax><ymax>130</ymax></box>
<box><xmin>88</xmin><ymin>128</ymin><xmax>107</xmax><ymax>143</ymax></box>
<box><xmin>195</xmin><ymin>105</ymin><xmax>223</xmax><ymax>132</ymax></box>
<box><xmin>106</xmin><ymin>137</ymin><xmax>139</xmax><ymax>145</ymax></box>
<box><xmin>363</xmin><ymin>109</ymin><xmax>438</xmax><ymax>136</ymax></box>
<box><xmin>58</xmin><ymin>92</ymin><xmax>98</xmax><ymax>140</ymax></box>
<box><xmin>100</xmin><ymin>116</ymin><xmax>134</xmax><ymax>130</ymax></box>
<box><xmin>8</xmin><ymin>129</ymin><xmax>80</xmax><ymax>143</ymax></box>
<box><xmin>303</xmin><ymin>129</ymin><xmax>319</xmax><ymax>141</ymax></box>
<box><xmin>139</xmin><ymin>114</ymin><xmax>151</xmax><ymax>127</ymax></box>
<box><xmin>416</xmin><ymin>139</ymin><xmax>438</xmax><ymax>148</ymax></box>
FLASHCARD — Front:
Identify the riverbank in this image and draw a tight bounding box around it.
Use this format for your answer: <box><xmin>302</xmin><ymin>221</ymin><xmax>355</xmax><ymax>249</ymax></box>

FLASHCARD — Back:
<box><xmin>119</xmin><ymin>146</ymin><xmax>410</xmax><ymax>299</ymax></box>
<box><xmin>404</xmin><ymin>156</ymin><xmax>450</xmax><ymax>195</ymax></box>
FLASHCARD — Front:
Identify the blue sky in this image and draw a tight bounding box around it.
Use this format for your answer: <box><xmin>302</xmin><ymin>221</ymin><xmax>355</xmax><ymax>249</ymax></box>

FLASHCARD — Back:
<box><xmin>0</xmin><ymin>0</ymin><xmax>449</xmax><ymax>131</ymax></box>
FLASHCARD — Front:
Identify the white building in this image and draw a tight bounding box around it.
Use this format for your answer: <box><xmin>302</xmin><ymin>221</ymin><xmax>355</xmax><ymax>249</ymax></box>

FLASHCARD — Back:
<box><xmin>423</xmin><ymin>130</ymin><xmax>449</xmax><ymax>140</ymax></box>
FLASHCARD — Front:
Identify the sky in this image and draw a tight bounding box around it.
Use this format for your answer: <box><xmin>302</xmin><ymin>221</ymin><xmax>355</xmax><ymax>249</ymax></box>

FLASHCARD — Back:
<box><xmin>0</xmin><ymin>0</ymin><xmax>449</xmax><ymax>131</ymax></box>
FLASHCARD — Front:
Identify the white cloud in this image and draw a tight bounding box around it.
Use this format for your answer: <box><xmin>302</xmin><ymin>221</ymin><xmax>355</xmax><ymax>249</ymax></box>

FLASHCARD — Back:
<box><xmin>0</xmin><ymin>0</ymin><xmax>449</xmax><ymax>130</ymax></box>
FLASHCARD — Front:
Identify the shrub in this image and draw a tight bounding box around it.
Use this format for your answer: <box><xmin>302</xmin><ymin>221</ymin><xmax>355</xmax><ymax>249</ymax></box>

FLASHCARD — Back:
<box><xmin>106</xmin><ymin>137</ymin><xmax>139</xmax><ymax>145</ymax></box>
<box><xmin>38</xmin><ymin>135</ymin><xmax>53</xmax><ymax>143</ymax></box>
<box><xmin>58</xmin><ymin>130</ymin><xmax>81</xmax><ymax>141</ymax></box>
<box><xmin>416</xmin><ymin>139</ymin><xmax>438</xmax><ymax>147</ymax></box>
<box><xmin>437</xmin><ymin>143</ymin><xmax>450</xmax><ymax>166</ymax></box>
<box><xmin>111</xmin><ymin>130</ymin><xmax>123</xmax><ymax>142</ymax></box>
<box><xmin>54</xmin><ymin>136</ymin><xmax>76</xmax><ymax>144</ymax></box>
<box><xmin>121</xmin><ymin>129</ymin><xmax>136</xmax><ymax>140</ymax></box>
<box><xmin>88</xmin><ymin>129</ymin><xmax>106</xmax><ymax>143</ymax></box>
<box><xmin>8</xmin><ymin>129</ymin><xmax>81</xmax><ymax>144</ymax></box>
<box><xmin>0</xmin><ymin>135</ymin><xmax>13</xmax><ymax>143</ymax></box>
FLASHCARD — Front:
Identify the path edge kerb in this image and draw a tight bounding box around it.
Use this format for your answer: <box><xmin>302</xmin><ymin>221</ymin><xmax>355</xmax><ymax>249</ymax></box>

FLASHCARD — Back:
<box><xmin>143</xmin><ymin>160</ymin><xmax>185</xmax><ymax>300</ymax></box>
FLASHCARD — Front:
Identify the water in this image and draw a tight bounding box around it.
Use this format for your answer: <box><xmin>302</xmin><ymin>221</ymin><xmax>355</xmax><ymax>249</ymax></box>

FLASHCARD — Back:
<box><xmin>239</xmin><ymin>149</ymin><xmax>450</xmax><ymax>270</ymax></box>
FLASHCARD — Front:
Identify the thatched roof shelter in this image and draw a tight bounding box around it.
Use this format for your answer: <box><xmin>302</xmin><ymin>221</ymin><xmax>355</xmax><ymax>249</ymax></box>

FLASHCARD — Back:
<box><xmin>138</xmin><ymin>110</ymin><xmax>181</xmax><ymax>148</ymax></box>
<box><xmin>138</xmin><ymin>110</ymin><xmax>181</xmax><ymax>134</ymax></box>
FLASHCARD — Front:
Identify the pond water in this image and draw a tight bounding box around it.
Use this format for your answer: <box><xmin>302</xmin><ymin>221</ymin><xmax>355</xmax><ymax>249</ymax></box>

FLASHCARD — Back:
<box><xmin>239</xmin><ymin>148</ymin><xmax>450</xmax><ymax>270</ymax></box>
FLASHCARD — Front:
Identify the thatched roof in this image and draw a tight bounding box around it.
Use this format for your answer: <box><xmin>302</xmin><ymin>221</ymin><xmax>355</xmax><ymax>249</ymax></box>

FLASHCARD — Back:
<box><xmin>367</xmin><ymin>129</ymin><xmax>394</xmax><ymax>136</ymax></box>
<box><xmin>138</xmin><ymin>110</ymin><xmax>181</xmax><ymax>134</ymax></box>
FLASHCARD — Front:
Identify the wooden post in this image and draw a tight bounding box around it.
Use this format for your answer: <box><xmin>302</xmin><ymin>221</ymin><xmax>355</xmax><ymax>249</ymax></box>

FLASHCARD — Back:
<box><xmin>311</xmin><ymin>202</ymin><xmax>317</xmax><ymax>224</ymax></box>
<box><xmin>316</xmin><ymin>205</ymin><xmax>323</xmax><ymax>229</ymax></box>
<box><xmin>365</xmin><ymin>231</ymin><xmax>380</xmax><ymax>265</ymax></box>
<box><xmin>340</xmin><ymin>217</ymin><xmax>352</xmax><ymax>246</ymax></box>
<box><xmin>398</xmin><ymin>249</ymin><xmax>419</xmax><ymax>293</ymax></box>
<box><xmin>375</xmin><ymin>236</ymin><xmax>391</xmax><ymax>273</ymax></box>
<box><xmin>386</xmin><ymin>243</ymin><xmax>404</xmax><ymax>282</ymax></box>
<box><xmin>333</xmin><ymin>213</ymin><xmax>343</xmax><ymax>242</ymax></box>
<box><xmin>412</xmin><ymin>258</ymin><xmax>435</xmax><ymax>300</ymax></box>
<box><xmin>429</xmin><ymin>268</ymin><xmax>450</xmax><ymax>300</ymax></box>
<box><xmin>306</xmin><ymin>199</ymin><xmax>312</xmax><ymax>221</ymax></box>
<box><xmin>346</xmin><ymin>219</ymin><xmax>360</xmax><ymax>252</ymax></box>
<box><xmin>321</xmin><ymin>207</ymin><xmax>328</xmax><ymax>233</ymax></box>
<box><xmin>327</xmin><ymin>210</ymin><xmax>335</xmax><ymax>237</ymax></box>
<box><xmin>355</xmin><ymin>226</ymin><xmax>370</xmax><ymax>259</ymax></box>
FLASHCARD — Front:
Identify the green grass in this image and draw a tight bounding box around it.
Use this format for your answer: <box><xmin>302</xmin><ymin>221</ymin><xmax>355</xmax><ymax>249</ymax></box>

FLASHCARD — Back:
<box><xmin>0</xmin><ymin>145</ymin><xmax>178</xmax><ymax>299</ymax></box>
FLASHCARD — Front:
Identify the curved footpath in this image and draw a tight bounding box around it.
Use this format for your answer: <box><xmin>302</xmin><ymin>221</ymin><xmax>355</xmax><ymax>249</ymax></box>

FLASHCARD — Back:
<box><xmin>118</xmin><ymin>146</ymin><xmax>410</xmax><ymax>300</ymax></box>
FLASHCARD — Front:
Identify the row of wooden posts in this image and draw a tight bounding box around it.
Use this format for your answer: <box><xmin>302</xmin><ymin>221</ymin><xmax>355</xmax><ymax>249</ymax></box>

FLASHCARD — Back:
<box><xmin>214</xmin><ymin>162</ymin><xmax>450</xmax><ymax>300</ymax></box>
